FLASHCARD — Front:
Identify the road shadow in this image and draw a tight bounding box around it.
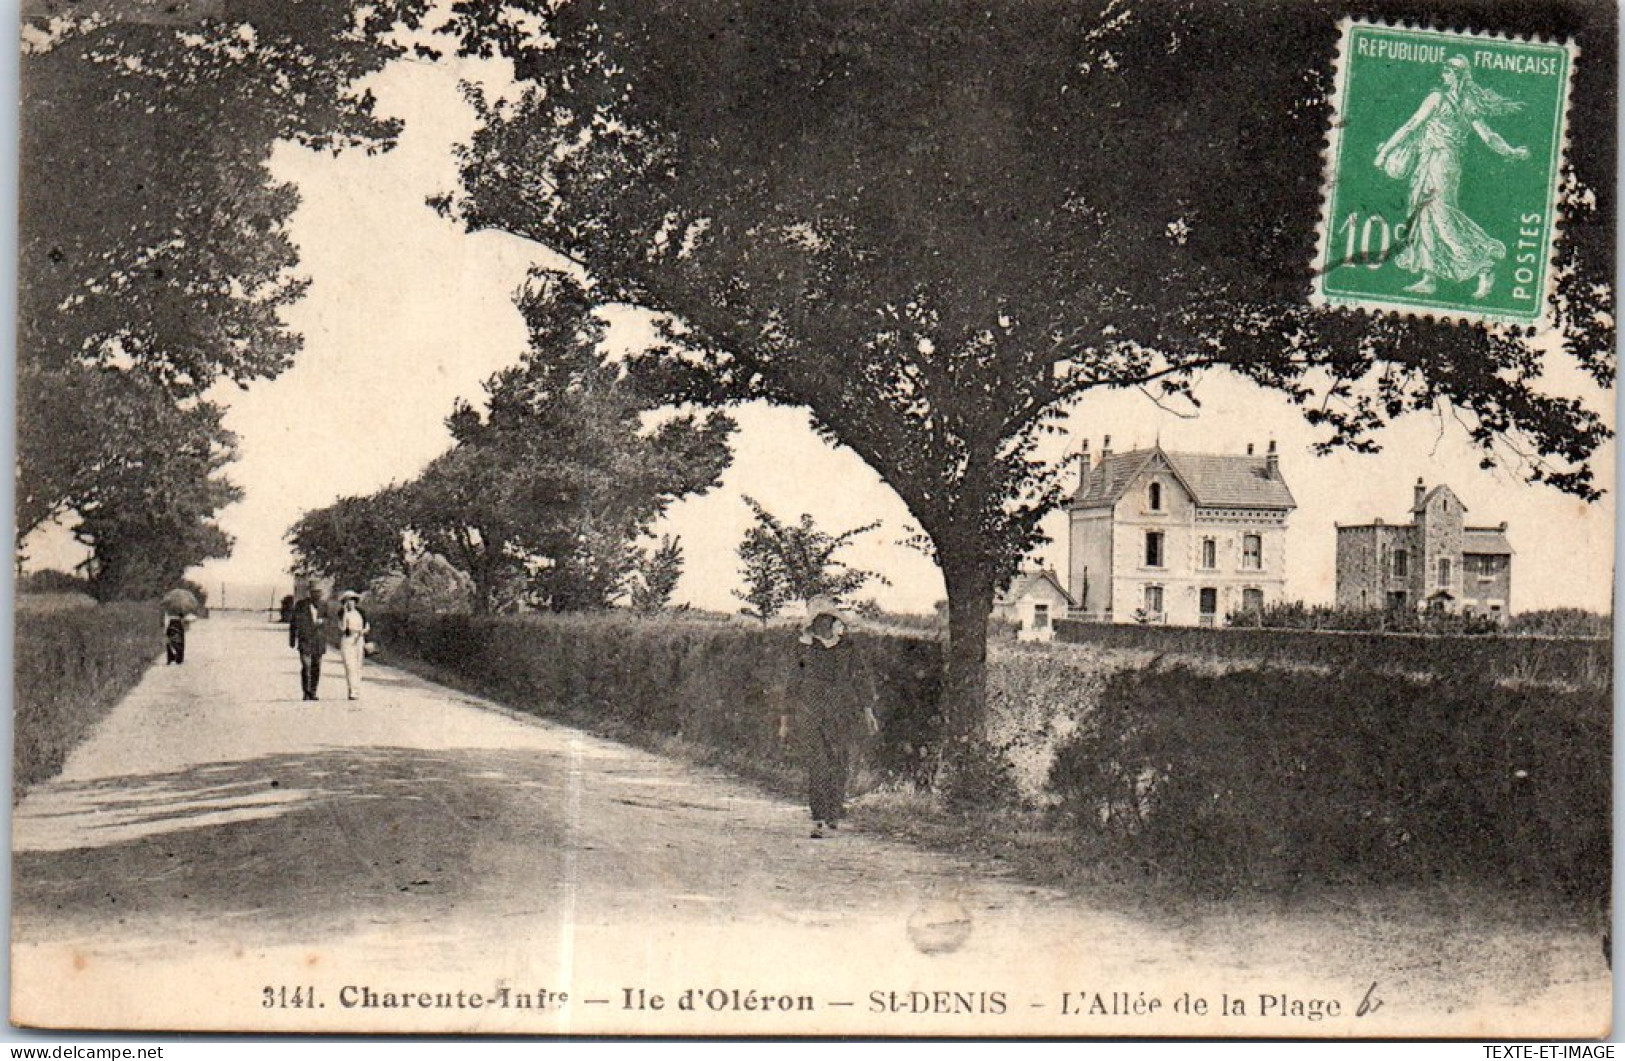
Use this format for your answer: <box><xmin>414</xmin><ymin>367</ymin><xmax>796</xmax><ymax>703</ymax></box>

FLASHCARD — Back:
<box><xmin>13</xmin><ymin>746</ymin><xmax>572</xmax><ymax>945</ymax></box>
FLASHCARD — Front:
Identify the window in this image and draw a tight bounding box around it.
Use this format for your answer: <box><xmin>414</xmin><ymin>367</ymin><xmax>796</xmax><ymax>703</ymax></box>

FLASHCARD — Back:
<box><xmin>1148</xmin><ymin>481</ymin><xmax>1163</xmax><ymax>511</ymax></box>
<box><xmin>1032</xmin><ymin>603</ymin><xmax>1050</xmax><ymax>630</ymax></box>
<box><xmin>1144</xmin><ymin>585</ymin><xmax>1164</xmax><ymax>616</ymax></box>
<box><xmin>1145</xmin><ymin>531</ymin><xmax>1164</xmax><ymax>568</ymax></box>
<box><xmin>1201</xmin><ymin>538</ymin><xmax>1217</xmax><ymax>570</ymax></box>
<box><xmin>1242</xmin><ymin>588</ymin><xmax>1264</xmax><ymax>614</ymax></box>
<box><xmin>1198</xmin><ymin>587</ymin><xmax>1218</xmax><ymax>627</ymax></box>
<box><xmin>1387</xmin><ymin>591</ymin><xmax>1408</xmax><ymax>611</ymax></box>
<box><xmin>1393</xmin><ymin>549</ymin><xmax>1408</xmax><ymax>578</ymax></box>
<box><xmin>1437</xmin><ymin>557</ymin><xmax>1451</xmax><ymax>588</ymax></box>
<box><xmin>1242</xmin><ymin>534</ymin><xmax>1262</xmax><ymax>570</ymax></box>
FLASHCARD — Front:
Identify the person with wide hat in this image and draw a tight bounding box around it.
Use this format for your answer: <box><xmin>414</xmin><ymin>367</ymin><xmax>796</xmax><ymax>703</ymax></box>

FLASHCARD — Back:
<box><xmin>336</xmin><ymin>590</ymin><xmax>371</xmax><ymax>701</ymax></box>
<box><xmin>780</xmin><ymin>596</ymin><xmax>881</xmax><ymax>839</ymax></box>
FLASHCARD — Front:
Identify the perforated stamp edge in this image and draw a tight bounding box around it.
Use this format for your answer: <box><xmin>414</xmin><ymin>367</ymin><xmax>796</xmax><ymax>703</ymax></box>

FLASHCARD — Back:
<box><xmin>1308</xmin><ymin>17</ymin><xmax>1579</xmax><ymax>333</ymax></box>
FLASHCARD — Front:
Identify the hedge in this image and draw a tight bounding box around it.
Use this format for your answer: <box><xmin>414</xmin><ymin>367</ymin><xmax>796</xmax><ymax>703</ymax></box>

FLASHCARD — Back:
<box><xmin>14</xmin><ymin>602</ymin><xmax>160</xmax><ymax>799</ymax></box>
<box><xmin>371</xmin><ymin>611</ymin><xmax>944</xmax><ymax>789</ymax></box>
<box><xmin>1050</xmin><ymin>664</ymin><xmax>1611</xmax><ymax>900</ymax></box>
<box><xmin>1055</xmin><ymin>619</ymin><xmax>1610</xmax><ymax>689</ymax></box>
<box><xmin>375</xmin><ymin>611</ymin><xmax>1609</xmax><ymax>899</ymax></box>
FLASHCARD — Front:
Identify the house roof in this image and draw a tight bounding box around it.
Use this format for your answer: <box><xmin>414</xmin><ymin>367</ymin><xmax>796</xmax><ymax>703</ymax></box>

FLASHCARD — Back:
<box><xmin>1463</xmin><ymin>527</ymin><xmax>1514</xmax><ymax>555</ymax></box>
<box><xmin>1413</xmin><ymin>484</ymin><xmax>1466</xmax><ymax>515</ymax></box>
<box><xmin>996</xmin><ymin>569</ymin><xmax>1076</xmax><ymax>608</ymax></box>
<box><xmin>1070</xmin><ymin>446</ymin><xmax>1296</xmax><ymax>510</ymax></box>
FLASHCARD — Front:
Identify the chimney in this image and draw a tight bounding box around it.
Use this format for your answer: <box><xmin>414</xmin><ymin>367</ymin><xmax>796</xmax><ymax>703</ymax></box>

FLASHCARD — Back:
<box><xmin>1247</xmin><ymin>443</ymin><xmax>1255</xmax><ymax>456</ymax></box>
<box><xmin>1499</xmin><ymin>521</ymin><xmax>1508</xmax><ymax>532</ymax></box>
<box><xmin>1078</xmin><ymin>438</ymin><xmax>1091</xmax><ymax>476</ymax></box>
<box><xmin>1265</xmin><ymin>439</ymin><xmax>1279</xmax><ymax>479</ymax></box>
<box><xmin>1101</xmin><ymin>435</ymin><xmax>1113</xmax><ymax>461</ymax></box>
<box><xmin>1414</xmin><ymin>477</ymin><xmax>1426</xmax><ymax>509</ymax></box>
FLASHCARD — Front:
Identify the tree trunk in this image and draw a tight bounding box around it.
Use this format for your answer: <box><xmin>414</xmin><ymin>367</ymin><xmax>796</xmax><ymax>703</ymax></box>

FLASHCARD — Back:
<box><xmin>939</xmin><ymin>558</ymin><xmax>995</xmax><ymax>768</ymax></box>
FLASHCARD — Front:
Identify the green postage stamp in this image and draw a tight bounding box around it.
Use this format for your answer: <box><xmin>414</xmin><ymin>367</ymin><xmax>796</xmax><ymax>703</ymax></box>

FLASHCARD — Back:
<box><xmin>1312</xmin><ymin>20</ymin><xmax>1575</xmax><ymax>329</ymax></box>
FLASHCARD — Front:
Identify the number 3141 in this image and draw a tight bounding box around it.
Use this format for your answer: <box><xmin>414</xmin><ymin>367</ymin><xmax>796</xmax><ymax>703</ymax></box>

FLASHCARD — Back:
<box><xmin>1336</xmin><ymin>211</ymin><xmax>1406</xmax><ymax>269</ymax></box>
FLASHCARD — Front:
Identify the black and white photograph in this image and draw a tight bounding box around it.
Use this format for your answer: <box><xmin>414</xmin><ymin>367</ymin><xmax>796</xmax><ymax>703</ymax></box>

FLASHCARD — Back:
<box><xmin>8</xmin><ymin>0</ymin><xmax>1616</xmax><ymax>1038</ymax></box>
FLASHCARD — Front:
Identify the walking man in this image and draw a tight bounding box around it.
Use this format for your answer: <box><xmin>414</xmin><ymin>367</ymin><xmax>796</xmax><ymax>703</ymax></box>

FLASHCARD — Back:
<box><xmin>289</xmin><ymin>585</ymin><xmax>327</xmax><ymax>701</ymax></box>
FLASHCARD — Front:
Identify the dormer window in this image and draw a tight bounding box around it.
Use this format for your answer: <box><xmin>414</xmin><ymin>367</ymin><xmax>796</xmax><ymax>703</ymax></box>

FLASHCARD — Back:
<box><xmin>1148</xmin><ymin>482</ymin><xmax>1163</xmax><ymax>511</ymax></box>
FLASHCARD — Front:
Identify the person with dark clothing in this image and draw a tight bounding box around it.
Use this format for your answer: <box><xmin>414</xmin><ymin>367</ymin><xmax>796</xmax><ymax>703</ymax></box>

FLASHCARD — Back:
<box><xmin>289</xmin><ymin>586</ymin><xmax>327</xmax><ymax>701</ymax></box>
<box><xmin>163</xmin><ymin>612</ymin><xmax>187</xmax><ymax>664</ymax></box>
<box><xmin>780</xmin><ymin>596</ymin><xmax>880</xmax><ymax>839</ymax></box>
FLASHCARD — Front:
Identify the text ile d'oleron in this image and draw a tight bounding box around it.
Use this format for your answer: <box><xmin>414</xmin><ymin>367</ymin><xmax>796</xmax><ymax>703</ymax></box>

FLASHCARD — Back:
<box><xmin>260</xmin><ymin>981</ymin><xmax>1415</xmax><ymax>1025</ymax></box>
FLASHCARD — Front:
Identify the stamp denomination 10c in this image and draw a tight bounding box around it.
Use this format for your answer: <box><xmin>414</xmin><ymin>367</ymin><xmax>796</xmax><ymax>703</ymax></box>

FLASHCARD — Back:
<box><xmin>1312</xmin><ymin>20</ymin><xmax>1575</xmax><ymax>329</ymax></box>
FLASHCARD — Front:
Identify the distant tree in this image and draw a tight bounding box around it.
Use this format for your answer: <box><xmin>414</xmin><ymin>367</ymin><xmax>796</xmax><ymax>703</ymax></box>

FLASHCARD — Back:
<box><xmin>631</xmin><ymin>535</ymin><xmax>685</xmax><ymax>614</ymax></box>
<box><xmin>288</xmin><ymin>488</ymin><xmax>412</xmax><ymax>596</ymax></box>
<box><xmin>440</xmin><ymin>0</ymin><xmax>1614</xmax><ymax>759</ymax></box>
<box><xmin>71</xmin><ymin>399</ymin><xmax>241</xmax><ymax>601</ymax></box>
<box><xmin>418</xmin><ymin>271</ymin><xmax>735</xmax><ymax>612</ymax></box>
<box><xmin>733</xmin><ymin>497</ymin><xmax>888</xmax><ymax>621</ymax></box>
<box><xmin>399</xmin><ymin>445</ymin><xmax>531</xmax><ymax>616</ymax></box>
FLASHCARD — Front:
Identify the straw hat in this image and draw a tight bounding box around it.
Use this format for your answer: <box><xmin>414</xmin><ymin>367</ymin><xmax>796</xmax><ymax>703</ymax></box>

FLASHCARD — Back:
<box><xmin>802</xmin><ymin>595</ymin><xmax>843</xmax><ymax>624</ymax></box>
<box><xmin>799</xmin><ymin>595</ymin><xmax>849</xmax><ymax>646</ymax></box>
<box><xmin>338</xmin><ymin>590</ymin><xmax>362</xmax><ymax>603</ymax></box>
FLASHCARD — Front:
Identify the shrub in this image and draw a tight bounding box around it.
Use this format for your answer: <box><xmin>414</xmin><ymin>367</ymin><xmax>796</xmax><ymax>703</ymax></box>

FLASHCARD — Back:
<box><xmin>14</xmin><ymin>602</ymin><xmax>159</xmax><ymax>799</ymax></box>
<box><xmin>1049</xmin><ymin>665</ymin><xmax>1610</xmax><ymax>899</ymax></box>
<box><xmin>1229</xmin><ymin>600</ymin><xmax>1503</xmax><ymax>635</ymax></box>
<box><xmin>17</xmin><ymin>569</ymin><xmax>92</xmax><ymax>596</ymax></box>
<box><xmin>1507</xmin><ymin>608</ymin><xmax>1612</xmax><ymax>638</ymax></box>
<box><xmin>1054</xmin><ymin>619</ymin><xmax>1609</xmax><ymax>690</ymax></box>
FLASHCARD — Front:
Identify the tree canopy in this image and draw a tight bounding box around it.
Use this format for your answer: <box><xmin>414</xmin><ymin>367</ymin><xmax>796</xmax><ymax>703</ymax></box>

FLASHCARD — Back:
<box><xmin>438</xmin><ymin>0</ymin><xmax>1614</xmax><ymax>743</ymax></box>
<box><xmin>19</xmin><ymin>0</ymin><xmax>431</xmax><ymax>585</ymax></box>
<box><xmin>289</xmin><ymin>271</ymin><xmax>737</xmax><ymax>614</ymax></box>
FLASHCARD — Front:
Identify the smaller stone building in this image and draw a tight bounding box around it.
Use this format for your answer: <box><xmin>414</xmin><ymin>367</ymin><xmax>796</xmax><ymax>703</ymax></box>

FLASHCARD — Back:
<box><xmin>993</xmin><ymin>568</ymin><xmax>1075</xmax><ymax>642</ymax></box>
<box><xmin>1335</xmin><ymin>478</ymin><xmax>1513</xmax><ymax>621</ymax></box>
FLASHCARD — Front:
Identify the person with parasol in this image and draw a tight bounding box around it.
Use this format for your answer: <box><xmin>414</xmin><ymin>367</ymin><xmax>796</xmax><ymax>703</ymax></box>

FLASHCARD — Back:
<box><xmin>160</xmin><ymin>587</ymin><xmax>200</xmax><ymax>665</ymax></box>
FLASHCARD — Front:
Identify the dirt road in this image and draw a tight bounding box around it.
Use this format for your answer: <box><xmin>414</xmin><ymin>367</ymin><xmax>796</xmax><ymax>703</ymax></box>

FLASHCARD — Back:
<box><xmin>10</xmin><ymin>613</ymin><xmax>1610</xmax><ymax>1035</ymax></box>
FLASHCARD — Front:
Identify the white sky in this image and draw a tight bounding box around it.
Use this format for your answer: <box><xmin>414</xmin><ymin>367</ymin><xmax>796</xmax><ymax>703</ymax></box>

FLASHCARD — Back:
<box><xmin>26</xmin><ymin>51</ymin><xmax>1617</xmax><ymax>615</ymax></box>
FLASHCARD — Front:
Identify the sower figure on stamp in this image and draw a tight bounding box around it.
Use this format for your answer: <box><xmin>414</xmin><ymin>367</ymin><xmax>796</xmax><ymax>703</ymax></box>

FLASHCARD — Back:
<box><xmin>779</xmin><ymin>596</ymin><xmax>881</xmax><ymax>839</ymax></box>
<box><xmin>289</xmin><ymin>585</ymin><xmax>327</xmax><ymax>701</ymax></box>
<box><xmin>1375</xmin><ymin>54</ymin><xmax>1529</xmax><ymax>299</ymax></box>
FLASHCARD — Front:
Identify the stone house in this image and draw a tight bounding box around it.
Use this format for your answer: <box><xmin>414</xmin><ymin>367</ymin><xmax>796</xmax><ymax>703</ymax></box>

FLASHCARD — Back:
<box><xmin>1067</xmin><ymin>438</ymin><xmax>1296</xmax><ymax>626</ymax></box>
<box><xmin>993</xmin><ymin>568</ymin><xmax>1075</xmax><ymax>642</ymax></box>
<box><xmin>1334</xmin><ymin>478</ymin><xmax>1513</xmax><ymax>621</ymax></box>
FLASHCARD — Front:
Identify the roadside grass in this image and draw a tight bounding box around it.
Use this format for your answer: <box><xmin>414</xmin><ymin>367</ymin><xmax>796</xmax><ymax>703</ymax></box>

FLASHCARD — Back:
<box><xmin>14</xmin><ymin>601</ymin><xmax>159</xmax><ymax>801</ymax></box>
<box><xmin>846</xmin><ymin>785</ymin><xmax>1611</xmax><ymax>986</ymax></box>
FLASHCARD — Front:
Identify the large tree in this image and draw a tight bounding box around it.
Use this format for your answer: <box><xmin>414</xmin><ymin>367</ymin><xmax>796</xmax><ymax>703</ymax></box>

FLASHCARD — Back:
<box><xmin>18</xmin><ymin>1</ymin><xmax>431</xmax><ymax>561</ymax></box>
<box><xmin>430</xmin><ymin>271</ymin><xmax>737</xmax><ymax>611</ymax></box>
<box><xmin>326</xmin><ymin>271</ymin><xmax>737</xmax><ymax>614</ymax></box>
<box><xmin>438</xmin><ymin>0</ymin><xmax>1613</xmax><ymax>755</ymax></box>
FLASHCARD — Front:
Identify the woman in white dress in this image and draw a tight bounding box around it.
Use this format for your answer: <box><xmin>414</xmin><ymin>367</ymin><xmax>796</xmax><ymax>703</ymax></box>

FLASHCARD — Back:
<box><xmin>1374</xmin><ymin>55</ymin><xmax>1530</xmax><ymax>299</ymax></box>
<box><xmin>337</xmin><ymin>591</ymin><xmax>371</xmax><ymax>701</ymax></box>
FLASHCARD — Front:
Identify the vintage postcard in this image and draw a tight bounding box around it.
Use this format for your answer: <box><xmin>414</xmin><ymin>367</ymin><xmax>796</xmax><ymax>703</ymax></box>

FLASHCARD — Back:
<box><xmin>10</xmin><ymin>0</ymin><xmax>1615</xmax><ymax>1040</ymax></box>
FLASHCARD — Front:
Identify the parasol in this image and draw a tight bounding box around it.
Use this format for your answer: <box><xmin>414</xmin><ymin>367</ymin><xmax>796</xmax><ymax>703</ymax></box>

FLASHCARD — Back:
<box><xmin>161</xmin><ymin>588</ymin><xmax>201</xmax><ymax>615</ymax></box>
